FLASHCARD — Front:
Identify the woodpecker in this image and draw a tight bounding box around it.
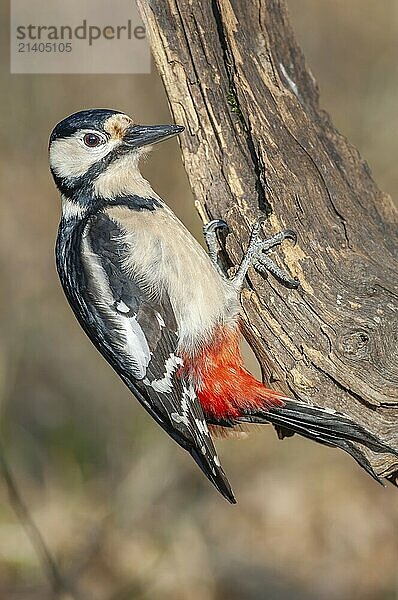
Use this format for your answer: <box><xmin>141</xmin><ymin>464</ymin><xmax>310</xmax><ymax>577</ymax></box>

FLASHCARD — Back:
<box><xmin>49</xmin><ymin>108</ymin><xmax>397</xmax><ymax>503</ymax></box>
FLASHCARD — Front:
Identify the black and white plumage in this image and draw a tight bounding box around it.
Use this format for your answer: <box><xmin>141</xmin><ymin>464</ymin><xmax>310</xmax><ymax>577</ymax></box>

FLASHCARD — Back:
<box><xmin>50</xmin><ymin>109</ymin><xmax>236</xmax><ymax>502</ymax></box>
<box><xmin>49</xmin><ymin>109</ymin><xmax>398</xmax><ymax>502</ymax></box>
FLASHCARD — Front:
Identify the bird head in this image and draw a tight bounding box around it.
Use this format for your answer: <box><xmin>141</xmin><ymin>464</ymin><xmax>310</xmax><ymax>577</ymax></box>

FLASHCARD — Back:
<box><xmin>49</xmin><ymin>108</ymin><xmax>184</xmax><ymax>208</ymax></box>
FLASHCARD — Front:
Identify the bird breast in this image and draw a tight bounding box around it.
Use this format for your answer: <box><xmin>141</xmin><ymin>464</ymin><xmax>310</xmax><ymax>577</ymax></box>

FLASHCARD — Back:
<box><xmin>105</xmin><ymin>204</ymin><xmax>240</xmax><ymax>353</ymax></box>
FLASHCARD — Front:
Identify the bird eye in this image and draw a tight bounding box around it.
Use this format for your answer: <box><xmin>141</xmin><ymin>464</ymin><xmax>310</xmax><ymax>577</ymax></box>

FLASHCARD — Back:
<box><xmin>83</xmin><ymin>133</ymin><xmax>103</xmax><ymax>148</ymax></box>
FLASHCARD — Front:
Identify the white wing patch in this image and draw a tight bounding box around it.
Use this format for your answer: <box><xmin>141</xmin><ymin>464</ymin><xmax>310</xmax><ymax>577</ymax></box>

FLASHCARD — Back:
<box><xmin>171</xmin><ymin>382</ymin><xmax>195</xmax><ymax>426</ymax></box>
<box><xmin>195</xmin><ymin>418</ymin><xmax>209</xmax><ymax>437</ymax></box>
<box><xmin>116</xmin><ymin>300</ymin><xmax>131</xmax><ymax>314</ymax></box>
<box><xmin>156</xmin><ymin>312</ymin><xmax>166</xmax><ymax>328</ymax></box>
<box><xmin>144</xmin><ymin>353</ymin><xmax>183</xmax><ymax>393</ymax></box>
<box><xmin>171</xmin><ymin>412</ymin><xmax>190</xmax><ymax>427</ymax></box>
<box><xmin>81</xmin><ymin>231</ymin><xmax>151</xmax><ymax>379</ymax></box>
<box><xmin>121</xmin><ymin>314</ymin><xmax>151</xmax><ymax>379</ymax></box>
<box><xmin>170</xmin><ymin>384</ymin><xmax>220</xmax><ymax>468</ymax></box>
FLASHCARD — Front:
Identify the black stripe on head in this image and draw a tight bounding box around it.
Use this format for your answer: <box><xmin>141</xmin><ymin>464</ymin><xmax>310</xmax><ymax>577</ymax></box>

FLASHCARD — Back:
<box><xmin>50</xmin><ymin>143</ymin><xmax>122</xmax><ymax>201</ymax></box>
<box><xmin>49</xmin><ymin>108</ymin><xmax>120</xmax><ymax>144</ymax></box>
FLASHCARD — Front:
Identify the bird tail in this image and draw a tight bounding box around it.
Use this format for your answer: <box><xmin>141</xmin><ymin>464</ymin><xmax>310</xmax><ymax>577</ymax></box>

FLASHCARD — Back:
<box><xmin>189</xmin><ymin>325</ymin><xmax>397</xmax><ymax>484</ymax></box>
<box><xmin>236</xmin><ymin>399</ymin><xmax>398</xmax><ymax>484</ymax></box>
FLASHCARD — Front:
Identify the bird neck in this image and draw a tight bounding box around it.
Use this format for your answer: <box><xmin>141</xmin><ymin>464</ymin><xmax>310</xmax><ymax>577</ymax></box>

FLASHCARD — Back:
<box><xmin>54</xmin><ymin>151</ymin><xmax>163</xmax><ymax>220</ymax></box>
<box><xmin>92</xmin><ymin>153</ymin><xmax>161</xmax><ymax>202</ymax></box>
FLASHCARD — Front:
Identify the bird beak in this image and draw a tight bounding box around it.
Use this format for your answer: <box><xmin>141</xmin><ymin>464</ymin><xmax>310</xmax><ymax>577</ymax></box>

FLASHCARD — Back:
<box><xmin>123</xmin><ymin>123</ymin><xmax>184</xmax><ymax>150</ymax></box>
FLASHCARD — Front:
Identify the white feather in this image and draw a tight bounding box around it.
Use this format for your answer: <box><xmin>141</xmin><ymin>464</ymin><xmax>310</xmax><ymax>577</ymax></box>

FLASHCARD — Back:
<box><xmin>50</xmin><ymin>131</ymin><xmax>119</xmax><ymax>180</ymax></box>
<box><xmin>116</xmin><ymin>300</ymin><xmax>131</xmax><ymax>313</ymax></box>
<box><xmin>121</xmin><ymin>314</ymin><xmax>151</xmax><ymax>379</ymax></box>
<box><xmin>144</xmin><ymin>353</ymin><xmax>183</xmax><ymax>393</ymax></box>
<box><xmin>61</xmin><ymin>195</ymin><xmax>84</xmax><ymax>219</ymax></box>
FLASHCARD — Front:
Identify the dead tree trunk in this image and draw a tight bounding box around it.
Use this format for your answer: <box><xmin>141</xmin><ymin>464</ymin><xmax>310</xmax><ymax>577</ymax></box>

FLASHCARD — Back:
<box><xmin>137</xmin><ymin>0</ymin><xmax>398</xmax><ymax>481</ymax></box>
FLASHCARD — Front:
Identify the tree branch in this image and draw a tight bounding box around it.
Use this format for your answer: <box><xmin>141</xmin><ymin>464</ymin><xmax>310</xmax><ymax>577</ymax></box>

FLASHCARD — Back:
<box><xmin>137</xmin><ymin>0</ymin><xmax>398</xmax><ymax>481</ymax></box>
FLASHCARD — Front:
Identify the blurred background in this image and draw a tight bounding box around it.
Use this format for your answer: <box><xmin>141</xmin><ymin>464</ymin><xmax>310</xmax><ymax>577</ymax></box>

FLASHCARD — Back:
<box><xmin>1</xmin><ymin>1</ymin><xmax>398</xmax><ymax>599</ymax></box>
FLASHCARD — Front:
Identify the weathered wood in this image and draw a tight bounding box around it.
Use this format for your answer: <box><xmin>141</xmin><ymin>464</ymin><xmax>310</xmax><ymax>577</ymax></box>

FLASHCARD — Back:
<box><xmin>137</xmin><ymin>0</ymin><xmax>398</xmax><ymax>480</ymax></box>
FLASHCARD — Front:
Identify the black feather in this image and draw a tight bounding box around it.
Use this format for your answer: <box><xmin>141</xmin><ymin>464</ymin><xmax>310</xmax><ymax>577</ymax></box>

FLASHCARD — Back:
<box><xmin>236</xmin><ymin>398</ymin><xmax>397</xmax><ymax>482</ymax></box>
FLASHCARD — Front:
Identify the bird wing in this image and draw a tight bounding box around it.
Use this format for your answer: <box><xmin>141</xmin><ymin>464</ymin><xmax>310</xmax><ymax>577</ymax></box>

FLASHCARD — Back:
<box><xmin>61</xmin><ymin>211</ymin><xmax>235</xmax><ymax>503</ymax></box>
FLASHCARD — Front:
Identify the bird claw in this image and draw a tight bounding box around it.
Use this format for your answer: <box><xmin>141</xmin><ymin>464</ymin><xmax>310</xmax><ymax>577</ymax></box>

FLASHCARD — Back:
<box><xmin>203</xmin><ymin>219</ymin><xmax>231</xmax><ymax>278</ymax></box>
<box><xmin>204</xmin><ymin>217</ymin><xmax>300</xmax><ymax>290</ymax></box>
<box><xmin>280</xmin><ymin>229</ymin><xmax>297</xmax><ymax>246</ymax></box>
<box><xmin>253</xmin><ymin>255</ymin><xmax>300</xmax><ymax>289</ymax></box>
<box><xmin>233</xmin><ymin>221</ymin><xmax>300</xmax><ymax>289</ymax></box>
<box><xmin>203</xmin><ymin>219</ymin><xmax>230</xmax><ymax>236</ymax></box>
<box><xmin>256</xmin><ymin>228</ymin><xmax>297</xmax><ymax>255</ymax></box>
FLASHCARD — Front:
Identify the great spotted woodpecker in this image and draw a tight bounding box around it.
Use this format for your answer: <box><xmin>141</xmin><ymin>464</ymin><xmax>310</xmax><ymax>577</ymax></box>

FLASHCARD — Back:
<box><xmin>49</xmin><ymin>109</ymin><xmax>396</xmax><ymax>503</ymax></box>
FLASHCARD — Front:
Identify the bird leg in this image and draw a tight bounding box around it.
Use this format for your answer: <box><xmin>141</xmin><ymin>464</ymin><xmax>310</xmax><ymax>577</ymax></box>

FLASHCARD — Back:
<box><xmin>203</xmin><ymin>219</ymin><xmax>299</xmax><ymax>289</ymax></box>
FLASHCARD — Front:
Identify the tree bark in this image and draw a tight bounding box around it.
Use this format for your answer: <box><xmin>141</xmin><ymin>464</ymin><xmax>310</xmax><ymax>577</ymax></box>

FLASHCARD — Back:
<box><xmin>137</xmin><ymin>0</ymin><xmax>398</xmax><ymax>481</ymax></box>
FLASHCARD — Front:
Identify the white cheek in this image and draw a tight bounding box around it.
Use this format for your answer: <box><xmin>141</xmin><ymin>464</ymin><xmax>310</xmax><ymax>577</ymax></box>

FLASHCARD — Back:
<box><xmin>50</xmin><ymin>136</ymin><xmax>119</xmax><ymax>179</ymax></box>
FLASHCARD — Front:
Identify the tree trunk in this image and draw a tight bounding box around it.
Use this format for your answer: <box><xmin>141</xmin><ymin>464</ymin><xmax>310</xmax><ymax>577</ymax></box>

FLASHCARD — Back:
<box><xmin>136</xmin><ymin>0</ymin><xmax>398</xmax><ymax>481</ymax></box>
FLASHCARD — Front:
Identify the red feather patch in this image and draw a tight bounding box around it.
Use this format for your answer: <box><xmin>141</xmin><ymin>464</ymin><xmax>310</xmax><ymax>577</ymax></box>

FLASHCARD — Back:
<box><xmin>184</xmin><ymin>326</ymin><xmax>285</xmax><ymax>421</ymax></box>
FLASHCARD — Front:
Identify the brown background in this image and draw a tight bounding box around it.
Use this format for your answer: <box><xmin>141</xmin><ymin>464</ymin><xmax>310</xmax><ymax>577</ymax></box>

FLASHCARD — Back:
<box><xmin>0</xmin><ymin>1</ymin><xmax>397</xmax><ymax>598</ymax></box>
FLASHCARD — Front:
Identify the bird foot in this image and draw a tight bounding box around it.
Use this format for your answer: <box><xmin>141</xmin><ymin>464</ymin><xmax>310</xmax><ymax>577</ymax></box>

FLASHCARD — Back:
<box><xmin>204</xmin><ymin>218</ymin><xmax>299</xmax><ymax>289</ymax></box>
